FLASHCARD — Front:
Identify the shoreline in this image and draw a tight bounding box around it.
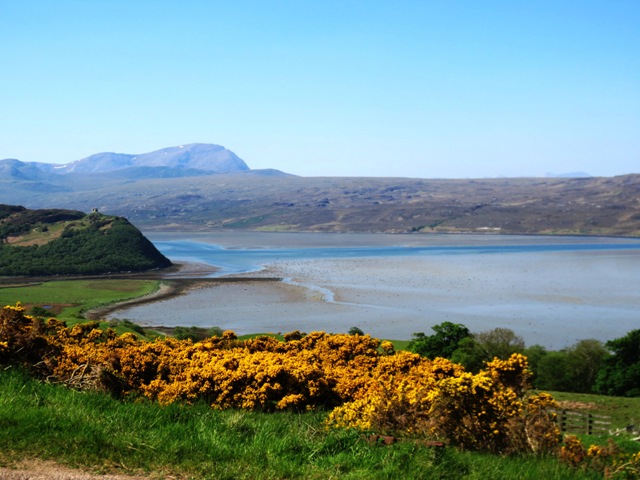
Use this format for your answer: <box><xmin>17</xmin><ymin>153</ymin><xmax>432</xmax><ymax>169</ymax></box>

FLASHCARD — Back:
<box><xmin>85</xmin><ymin>281</ymin><xmax>180</xmax><ymax>320</ymax></box>
<box><xmin>86</xmin><ymin>261</ymin><xmax>283</xmax><ymax>321</ymax></box>
<box><xmin>86</xmin><ymin>277</ymin><xmax>284</xmax><ymax>321</ymax></box>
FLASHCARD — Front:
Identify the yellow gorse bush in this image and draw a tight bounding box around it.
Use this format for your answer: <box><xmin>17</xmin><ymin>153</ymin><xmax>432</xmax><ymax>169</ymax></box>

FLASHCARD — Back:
<box><xmin>1</xmin><ymin>303</ymin><xmax>560</xmax><ymax>454</ymax></box>
<box><xmin>326</xmin><ymin>352</ymin><xmax>560</xmax><ymax>454</ymax></box>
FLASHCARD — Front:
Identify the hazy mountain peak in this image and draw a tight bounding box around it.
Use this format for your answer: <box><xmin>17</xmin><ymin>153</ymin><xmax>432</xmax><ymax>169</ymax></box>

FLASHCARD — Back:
<box><xmin>59</xmin><ymin>152</ymin><xmax>133</xmax><ymax>174</ymax></box>
<box><xmin>0</xmin><ymin>158</ymin><xmax>52</xmax><ymax>181</ymax></box>
<box><xmin>57</xmin><ymin>143</ymin><xmax>249</xmax><ymax>175</ymax></box>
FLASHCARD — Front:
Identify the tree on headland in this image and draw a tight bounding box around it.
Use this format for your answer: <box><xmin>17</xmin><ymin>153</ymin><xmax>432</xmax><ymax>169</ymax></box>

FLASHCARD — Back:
<box><xmin>407</xmin><ymin>323</ymin><xmax>616</xmax><ymax>395</ymax></box>
<box><xmin>521</xmin><ymin>344</ymin><xmax>548</xmax><ymax>378</ymax></box>
<box><xmin>0</xmin><ymin>206</ymin><xmax>171</xmax><ymax>276</ymax></box>
<box><xmin>532</xmin><ymin>350</ymin><xmax>569</xmax><ymax>391</ymax></box>
<box><xmin>173</xmin><ymin>326</ymin><xmax>203</xmax><ymax>342</ymax></box>
<box><xmin>475</xmin><ymin>327</ymin><xmax>525</xmax><ymax>359</ymax></box>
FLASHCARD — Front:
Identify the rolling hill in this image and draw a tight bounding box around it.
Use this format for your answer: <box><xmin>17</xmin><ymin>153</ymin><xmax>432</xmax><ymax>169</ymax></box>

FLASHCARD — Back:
<box><xmin>0</xmin><ymin>206</ymin><xmax>172</xmax><ymax>276</ymax></box>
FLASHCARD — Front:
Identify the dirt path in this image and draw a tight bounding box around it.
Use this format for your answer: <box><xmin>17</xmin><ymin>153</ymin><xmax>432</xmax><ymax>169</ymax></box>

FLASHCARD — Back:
<box><xmin>0</xmin><ymin>459</ymin><xmax>164</xmax><ymax>480</ymax></box>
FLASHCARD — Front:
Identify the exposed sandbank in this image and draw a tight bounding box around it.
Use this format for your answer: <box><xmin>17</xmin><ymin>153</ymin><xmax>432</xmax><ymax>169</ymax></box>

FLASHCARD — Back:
<box><xmin>107</xmin><ymin>247</ymin><xmax>640</xmax><ymax>349</ymax></box>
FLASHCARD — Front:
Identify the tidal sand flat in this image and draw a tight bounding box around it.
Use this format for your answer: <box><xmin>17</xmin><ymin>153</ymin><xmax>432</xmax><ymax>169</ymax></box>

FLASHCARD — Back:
<box><xmin>109</xmin><ymin>233</ymin><xmax>640</xmax><ymax>349</ymax></box>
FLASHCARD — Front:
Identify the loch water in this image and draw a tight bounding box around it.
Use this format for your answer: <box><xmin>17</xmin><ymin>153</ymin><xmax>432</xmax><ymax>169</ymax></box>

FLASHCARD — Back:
<box><xmin>111</xmin><ymin>233</ymin><xmax>640</xmax><ymax>349</ymax></box>
<box><xmin>153</xmin><ymin>235</ymin><xmax>640</xmax><ymax>277</ymax></box>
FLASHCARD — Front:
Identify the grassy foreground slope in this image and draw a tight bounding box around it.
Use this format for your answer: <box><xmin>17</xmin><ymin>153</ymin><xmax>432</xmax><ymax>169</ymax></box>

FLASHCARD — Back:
<box><xmin>1</xmin><ymin>301</ymin><xmax>639</xmax><ymax>479</ymax></box>
<box><xmin>0</xmin><ymin>368</ymin><xmax>600</xmax><ymax>480</ymax></box>
<box><xmin>0</xmin><ymin>205</ymin><xmax>171</xmax><ymax>276</ymax></box>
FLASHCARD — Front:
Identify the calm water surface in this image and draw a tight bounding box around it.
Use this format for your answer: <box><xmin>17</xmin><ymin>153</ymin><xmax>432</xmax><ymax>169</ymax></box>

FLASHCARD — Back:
<box><xmin>112</xmin><ymin>233</ymin><xmax>640</xmax><ymax>348</ymax></box>
<box><xmin>153</xmin><ymin>236</ymin><xmax>640</xmax><ymax>277</ymax></box>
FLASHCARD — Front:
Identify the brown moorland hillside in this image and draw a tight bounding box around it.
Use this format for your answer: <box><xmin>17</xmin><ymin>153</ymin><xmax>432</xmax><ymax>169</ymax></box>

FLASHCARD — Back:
<box><xmin>3</xmin><ymin>172</ymin><xmax>639</xmax><ymax>236</ymax></box>
<box><xmin>47</xmin><ymin>174</ymin><xmax>640</xmax><ymax>236</ymax></box>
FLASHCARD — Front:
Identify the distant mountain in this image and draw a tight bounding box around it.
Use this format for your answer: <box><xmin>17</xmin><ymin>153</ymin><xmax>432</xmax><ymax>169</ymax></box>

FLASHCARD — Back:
<box><xmin>54</xmin><ymin>144</ymin><xmax>249</xmax><ymax>175</ymax></box>
<box><xmin>0</xmin><ymin>143</ymin><xmax>281</xmax><ymax>201</ymax></box>
<box><xmin>0</xmin><ymin>205</ymin><xmax>172</xmax><ymax>276</ymax></box>
<box><xmin>0</xmin><ymin>159</ymin><xmax>54</xmax><ymax>181</ymax></box>
<box><xmin>1</xmin><ymin>144</ymin><xmax>638</xmax><ymax>237</ymax></box>
<box><xmin>0</xmin><ymin>144</ymin><xmax>299</xmax><ymax>222</ymax></box>
<box><xmin>0</xmin><ymin>144</ymin><xmax>254</xmax><ymax>185</ymax></box>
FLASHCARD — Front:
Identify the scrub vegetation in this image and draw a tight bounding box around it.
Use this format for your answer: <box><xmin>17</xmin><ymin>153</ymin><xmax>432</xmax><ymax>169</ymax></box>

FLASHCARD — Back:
<box><xmin>1</xmin><ymin>304</ymin><xmax>639</xmax><ymax>479</ymax></box>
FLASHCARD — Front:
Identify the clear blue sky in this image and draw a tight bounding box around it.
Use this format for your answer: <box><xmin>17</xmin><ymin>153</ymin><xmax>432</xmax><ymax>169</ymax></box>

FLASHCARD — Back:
<box><xmin>1</xmin><ymin>1</ymin><xmax>638</xmax><ymax>178</ymax></box>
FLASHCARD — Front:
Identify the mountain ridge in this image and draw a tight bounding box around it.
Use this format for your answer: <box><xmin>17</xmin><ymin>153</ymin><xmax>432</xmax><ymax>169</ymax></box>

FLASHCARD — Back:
<box><xmin>55</xmin><ymin>143</ymin><xmax>249</xmax><ymax>174</ymax></box>
<box><xmin>1</xmin><ymin>144</ymin><xmax>639</xmax><ymax>237</ymax></box>
<box><xmin>1</xmin><ymin>143</ymin><xmax>251</xmax><ymax>178</ymax></box>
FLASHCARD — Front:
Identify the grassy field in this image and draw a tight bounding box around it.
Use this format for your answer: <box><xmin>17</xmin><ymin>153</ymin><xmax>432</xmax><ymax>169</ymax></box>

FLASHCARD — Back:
<box><xmin>0</xmin><ymin>279</ymin><xmax>160</xmax><ymax>324</ymax></box>
<box><xmin>0</xmin><ymin>368</ymin><xmax>608</xmax><ymax>480</ymax></box>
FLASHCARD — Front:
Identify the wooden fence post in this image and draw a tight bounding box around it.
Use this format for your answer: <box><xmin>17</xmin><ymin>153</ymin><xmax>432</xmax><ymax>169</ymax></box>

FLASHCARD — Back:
<box><xmin>554</xmin><ymin>409</ymin><xmax>611</xmax><ymax>436</ymax></box>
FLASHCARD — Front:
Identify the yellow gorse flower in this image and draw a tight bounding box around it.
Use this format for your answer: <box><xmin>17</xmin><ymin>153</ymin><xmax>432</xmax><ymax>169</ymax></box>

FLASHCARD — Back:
<box><xmin>0</xmin><ymin>303</ymin><xmax>561</xmax><ymax>454</ymax></box>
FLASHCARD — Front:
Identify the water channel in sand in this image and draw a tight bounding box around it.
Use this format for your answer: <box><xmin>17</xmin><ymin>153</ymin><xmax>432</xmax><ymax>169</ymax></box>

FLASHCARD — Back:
<box><xmin>108</xmin><ymin>232</ymin><xmax>640</xmax><ymax>349</ymax></box>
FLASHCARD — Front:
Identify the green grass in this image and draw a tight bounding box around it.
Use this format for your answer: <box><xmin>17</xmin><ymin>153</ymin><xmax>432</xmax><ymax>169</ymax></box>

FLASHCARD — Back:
<box><xmin>0</xmin><ymin>279</ymin><xmax>160</xmax><ymax>323</ymax></box>
<box><xmin>389</xmin><ymin>339</ymin><xmax>411</xmax><ymax>351</ymax></box>
<box><xmin>238</xmin><ymin>332</ymin><xmax>286</xmax><ymax>341</ymax></box>
<box><xmin>0</xmin><ymin>368</ymin><xmax>606</xmax><ymax>480</ymax></box>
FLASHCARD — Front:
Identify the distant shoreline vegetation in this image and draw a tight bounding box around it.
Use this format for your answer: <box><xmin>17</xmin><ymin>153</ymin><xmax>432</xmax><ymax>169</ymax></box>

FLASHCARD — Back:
<box><xmin>0</xmin><ymin>205</ymin><xmax>171</xmax><ymax>276</ymax></box>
